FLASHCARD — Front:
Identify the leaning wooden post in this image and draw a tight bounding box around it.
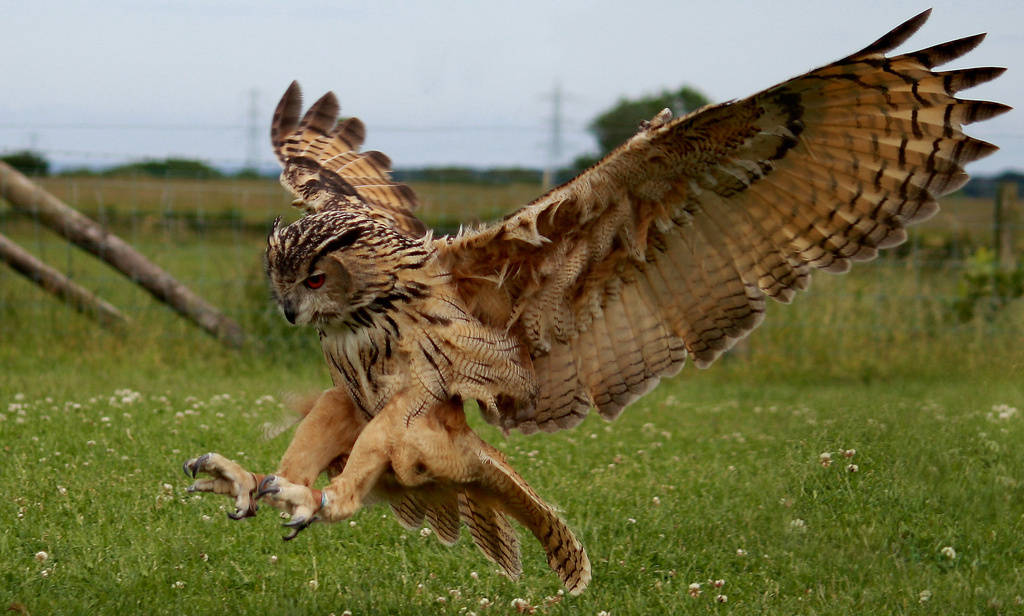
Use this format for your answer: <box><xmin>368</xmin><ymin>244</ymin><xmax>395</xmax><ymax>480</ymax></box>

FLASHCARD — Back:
<box><xmin>0</xmin><ymin>161</ymin><xmax>247</xmax><ymax>347</ymax></box>
<box><xmin>0</xmin><ymin>232</ymin><xmax>128</xmax><ymax>327</ymax></box>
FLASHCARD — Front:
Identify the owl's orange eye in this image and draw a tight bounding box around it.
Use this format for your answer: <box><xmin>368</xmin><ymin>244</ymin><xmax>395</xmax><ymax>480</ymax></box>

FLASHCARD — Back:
<box><xmin>304</xmin><ymin>273</ymin><xmax>326</xmax><ymax>289</ymax></box>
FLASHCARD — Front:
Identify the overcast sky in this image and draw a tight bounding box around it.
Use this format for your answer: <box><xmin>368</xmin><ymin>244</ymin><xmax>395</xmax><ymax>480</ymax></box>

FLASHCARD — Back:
<box><xmin>3</xmin><ymin>0</ymin><xmax>1020</xmax><ymax>175</ymax></box>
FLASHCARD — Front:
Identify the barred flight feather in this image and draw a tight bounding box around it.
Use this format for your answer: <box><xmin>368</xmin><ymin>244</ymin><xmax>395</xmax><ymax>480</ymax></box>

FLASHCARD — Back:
<box><xmin>441</xmin><ymin>8</ymin><xmax>1009</xmax><ymax>431</ymax></box>
<box><xmin>263</xmin><ymin>9</ymin><xmax>1007</xmax><ymax>596</ymax></box>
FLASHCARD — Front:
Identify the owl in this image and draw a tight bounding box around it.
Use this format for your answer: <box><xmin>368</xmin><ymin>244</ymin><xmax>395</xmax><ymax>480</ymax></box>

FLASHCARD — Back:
<box><xmin>183</xmin><ymin>10</ymin><xmax>1008</xmax><ymax>595</ymax></box>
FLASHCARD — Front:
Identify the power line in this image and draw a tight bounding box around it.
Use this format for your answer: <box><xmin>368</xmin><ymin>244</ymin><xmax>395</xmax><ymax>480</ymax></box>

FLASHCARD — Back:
<box><xmin>542</xmin><ymin>83</ymin><xmax>564</xmax><ymax>189</ymax></box>
<box><xmin>244</xmin><ymin>89</ymin><xmax>261</xmax><ymax>171</ymax></box>
<box><xmin>0</xmin><ymin>122</ymin><xmax>589</xmax><ymax>133</ymax></box>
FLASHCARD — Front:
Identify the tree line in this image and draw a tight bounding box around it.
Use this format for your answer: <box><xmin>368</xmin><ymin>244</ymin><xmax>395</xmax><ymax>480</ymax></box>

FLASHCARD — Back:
<box><xmin>3</xmin><ymin>83</ymin><xmax>1018</xmax><ymax>196</ymax></box>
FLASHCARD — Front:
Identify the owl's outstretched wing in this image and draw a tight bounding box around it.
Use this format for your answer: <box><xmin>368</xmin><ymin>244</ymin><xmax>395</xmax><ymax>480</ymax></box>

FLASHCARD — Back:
<box><xmin>271</xmin><ymin>81</ymin><xmax>427</xmax><ymax>238</ymax></box>
<box><xmin>438</xmin><ymin>10</ymin><xmax>1010</xmax><ymax>434</ymax></box>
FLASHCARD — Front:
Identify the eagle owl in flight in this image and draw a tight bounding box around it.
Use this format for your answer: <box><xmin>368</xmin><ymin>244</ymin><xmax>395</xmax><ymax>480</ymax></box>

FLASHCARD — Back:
<box><xmin>183</xmin><ymin>10</ymin><xmax>1008</xmax><ymax>594</ymax></box>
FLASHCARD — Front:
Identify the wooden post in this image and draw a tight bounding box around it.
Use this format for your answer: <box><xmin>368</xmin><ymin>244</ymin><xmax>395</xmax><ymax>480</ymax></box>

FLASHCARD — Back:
<box><xmin>0</xmin><ymin>161</ymin><xmax>246</xmax><ymax>347</ymax></box>
<box><xmin>0</xmin><ymin>232</ymin><xmax>127</xmax><ymax>327</ymax></box>
<box><xmin>994</xmin><ymin>181</ymin><xmax>1019</xmax><ymax>270</ymax></box>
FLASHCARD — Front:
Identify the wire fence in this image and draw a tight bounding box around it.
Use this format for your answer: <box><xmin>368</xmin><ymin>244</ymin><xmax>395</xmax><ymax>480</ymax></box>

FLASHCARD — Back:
<box><xmin>0</xmin><ymin>171</ymin><xmax>1021</xmax><ymax>369</ymax></box>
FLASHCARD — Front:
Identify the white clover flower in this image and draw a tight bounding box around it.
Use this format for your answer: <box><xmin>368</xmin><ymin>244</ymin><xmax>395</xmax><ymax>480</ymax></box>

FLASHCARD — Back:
<box><xmin>34</xmin><ymin>551</ymin><xmax>48</xmax><ymax>562</ymax></box>
<box><xmin>843</xmin><ymin>449</ymin><xmax>857</xmax><ymax>458</ymax></box>
<box><xmin>716</xmin><ymin>594</ymin><xmax>728</xmax><ymax>603</ymax></box>
<box><xmin>449</xmin><ymin>589</ymin><xmax>462</xmax><ymax>599</ymax></box>
<box><xmin>308</xmin><ymin>579</ymin><xmax>319</xmax><ymax>591</ymax></box>
<box><xmin>919</xmin><ymin>589</ymin><xmax>932</xmax><ymax>603</ymax></box>
<box><xmin>790</xmin><ymin>518</ymin><xmax>807</xmax><ymax>531</ymax></box>
<box><xmin>688</xmin><ymin>582</ymin><xmax>701</xmax><ymax>597</ymax></box>
<box><xmin>478</xmin><ymin>597</ymin><xmax>492</xmax><ymax>608</ymax></box>
<box><xmin>419</xmin><ymin>527</ymin><xmax>432</xmax><ymax>537</ymax></box>
<box><xmin>736</xmin><ymin>548</ymin><xmax>747</xmax><ymax>557</ymax></box>
<box><xmin>819</xmin><ymin>452</ymin><xmax>832</xmax><ymax>467</ymax></box>
<box><xmin>269</xmin><ymin>555</ymin><xmax>278</xmax><ymax>564</ymax></box>
<box><xmin>847</xmin><ymin>464</ymin><xmax>859</xmax><ymax>473</ymax></box>
<box><xmin>713</xmin><ymin>579</ymin><xmax>725</xmax><ymax>588</ymax></box>
<box><xmin>172</xmin><ymin>581</ymin><xmax>185</xmax><ymax>589</ymax></box>
<box><xmin>470</xmin><ymin>571</ymin><xmax>479</xmax><ymax>580</ymax></box>
<box><xmin>941</xmin><ymin>546</ymin><xmax>956</xmax><ymax>560</ymax></box>
<box><xmin>651</xmin><ymin>496</ymin><xmax>661</xmax><ymax>506</ymax></box>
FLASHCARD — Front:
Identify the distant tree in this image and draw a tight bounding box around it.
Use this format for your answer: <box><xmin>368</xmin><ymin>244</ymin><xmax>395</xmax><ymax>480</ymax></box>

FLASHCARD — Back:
<box><xmin>589</xmin><ymin>86</ymin><xmax>709</xmax><ymax>154</ymax></box>
<box><xmin>961</xmin><ymin>171</ymin><xmax>1024</xmax><ymax>198</ymax></box>
<box><xmin>563</xmin><ymin>85</ymin><xmax>710</xmax><ymax>177</ymax></box>
<box><xmin>394</xmin><ymin>166</ymin><xmax>543</xmax><ymax>185</ymax></box>
<box><xmin>103</xmin><ymin>158</ymin><xmax>223</xmax><ymax>179</ymax></box>
<box><xmin>1</xmin><ymin>150</ymin><xmax>50</xmax><ymax>176</ymax></box>
<box><xmin>234</xmin><ymin>167</ymin><xmax>268</xmax><ymax>180</ymax></box>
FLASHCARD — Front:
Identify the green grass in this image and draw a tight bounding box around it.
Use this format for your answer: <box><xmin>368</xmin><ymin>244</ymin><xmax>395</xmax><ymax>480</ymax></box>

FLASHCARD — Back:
<box><xmin>28</xmin><ymin>176</ymin><xmax>542</xmax><ymax>233</ymax></box>
<box><xmin>2</xmin><ymin>362</ymin><xmax>1022</xmax><ymax>614</ymax></box>
<box><xmin>2</xmin><ymin>179</ymin><xmax>1023</xmax><ymax>613</ymax></box>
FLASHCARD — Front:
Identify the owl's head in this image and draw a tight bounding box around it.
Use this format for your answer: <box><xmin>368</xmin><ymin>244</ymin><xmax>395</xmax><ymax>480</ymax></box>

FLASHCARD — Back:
<box><xmin>265</xmin><ymin>210</ymin><xmax>376</xmax><ymax>327</ymax></box>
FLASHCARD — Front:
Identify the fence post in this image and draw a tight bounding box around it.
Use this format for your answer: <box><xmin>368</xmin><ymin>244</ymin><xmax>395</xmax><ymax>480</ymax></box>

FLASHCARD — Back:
<box><xmin>0</xmin><ymin>161</ymin><xmax>247</xmax><ymax>347</ymax></box>
<box><xmin>994</xmin><ymin>181</ymin><xmax>1019</xmax><ymax>270</ymax></box>
<box><xmin>0</xmin><ymin>232</ymin><xmax>128</xmax><ymax>327</ymax></box>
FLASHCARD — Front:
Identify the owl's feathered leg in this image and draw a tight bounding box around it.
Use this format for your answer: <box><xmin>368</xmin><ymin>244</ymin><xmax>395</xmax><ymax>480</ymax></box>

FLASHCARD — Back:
<box><xmin>252</xmin><ymin>394</ymin><xmax>590</xmax><ymax>593</ymax></box>
<box><xmin>255</xmin><ymin>395</ymin><xmax>397</xmax><ymax>535</ymax></box>
<box><xmin>182</xmin><ymin>388</ymin><xmax>365</xmax><ymax>528</ymax></box>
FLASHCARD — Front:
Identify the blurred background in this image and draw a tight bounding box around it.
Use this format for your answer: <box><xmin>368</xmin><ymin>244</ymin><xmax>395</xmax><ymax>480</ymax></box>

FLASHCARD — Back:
<box><xmin>1</xmin><ymin>0</ymin><xmax>1021</xmax><ymax>385</ymax></box>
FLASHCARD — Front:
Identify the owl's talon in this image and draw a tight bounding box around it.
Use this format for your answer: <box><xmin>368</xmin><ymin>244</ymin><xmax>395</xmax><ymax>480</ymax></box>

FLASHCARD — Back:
<box><xmin>183</xmin><ymin>453</ymin><xmax>210</xmax><ymax>479</ymax></box>
<box><xmin>256</xmin><ymin>475</ymin><xmax>281</xmax><ymax>499</ymax></box>
<box><xmin>179</xmin><ymin>452</ymin><xmax>258</xmax><ymax>520</ymax></box>
<box><xmin>282</xmin><ymin>515</ymin><xmax>318</xmax><ymax>541</ymax></box>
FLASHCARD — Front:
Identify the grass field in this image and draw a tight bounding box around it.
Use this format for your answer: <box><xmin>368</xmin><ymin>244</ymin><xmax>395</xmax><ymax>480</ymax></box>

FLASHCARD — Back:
<box><xmin>3</xmin><ymin>357</ymin><xmax>1022</xmax><ymax>614</ymax></box>
<box><xmin>2</xmin><ymin>178</ymin><xmax>1023</xmax><ymax>614</ymax></box>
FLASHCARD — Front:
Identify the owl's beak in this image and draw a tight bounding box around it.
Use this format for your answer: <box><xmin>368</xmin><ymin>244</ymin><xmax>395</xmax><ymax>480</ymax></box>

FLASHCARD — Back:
<box><xmin>282</xmin><ymin>302</ymin><xmax>298</xmax><ymax>324</ymax></box>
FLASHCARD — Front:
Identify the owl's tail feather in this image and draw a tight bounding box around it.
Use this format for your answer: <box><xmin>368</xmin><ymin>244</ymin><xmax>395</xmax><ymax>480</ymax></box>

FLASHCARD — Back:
<box><xmin>388</xmin><ymin>490</ymin><xmax>461</xmax><ymax>545</ymax></box>
<box><xmin>458</xmin><ymin>489</ymin><xmax>523</xmax><ymax>580</ymax></box>
<box><xmin>473</xmin><ymin>440</ymin><xmax>591</xmax><ymax>595</ymax></box>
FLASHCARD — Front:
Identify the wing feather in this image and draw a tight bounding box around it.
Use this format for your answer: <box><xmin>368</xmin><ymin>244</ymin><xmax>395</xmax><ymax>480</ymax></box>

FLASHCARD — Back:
<box><xmin>271</xmin><ymin>82</ymin><xmax>427</xmax><ymax>237</ymax></box>
<box><xmin>438</xmin><ymin>10</ymin><xmax>1009</xmax><ymax>433</ymax></box>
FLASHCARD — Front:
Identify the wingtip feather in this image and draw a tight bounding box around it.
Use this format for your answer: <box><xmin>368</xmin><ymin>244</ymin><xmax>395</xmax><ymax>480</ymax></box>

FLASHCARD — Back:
<box><xmin>271</xmin><ymin>81</ymin><xmax>304</xmax><ymax>154</ymax></box>
<box><xmin>850</xmin><ymin>9</ymin><xmax>931</xmax><ymax>58</ymax></box>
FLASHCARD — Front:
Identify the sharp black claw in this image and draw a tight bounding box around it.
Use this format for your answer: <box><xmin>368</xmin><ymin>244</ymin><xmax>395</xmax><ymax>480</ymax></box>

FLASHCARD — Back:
<box><xmin>281</xmin><ymin>515</ymin><xmax>318</xmax><ymax>541</ymax></box>
<box><xmin>182</xmin><ymin>454</ymin><xmax>209</xmax><ymax>479</ymax></box>
<box><xmin>256</xmin><ymin>475</ymin><xmax>279</xmax><ymax>500</ymax></box>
